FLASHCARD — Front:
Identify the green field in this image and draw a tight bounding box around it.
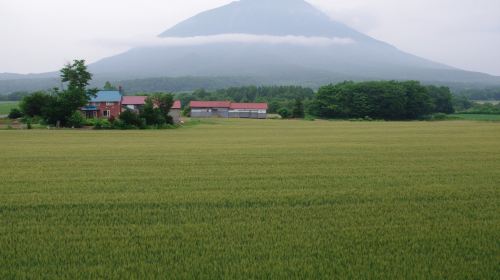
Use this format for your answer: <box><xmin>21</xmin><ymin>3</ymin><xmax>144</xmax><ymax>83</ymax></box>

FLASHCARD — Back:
<box><xmin>0</xmin><ymin>101</ymin><xmax>19</xmax><ymax>115</ymax></box>
<box><xmin>451</xmin><ymin>113</ymin><xmax>500</xmax><ymax>121</ymax></box>
<box><xmin>1</xmin><ymin>119</ymin><xmax>499</xmax><ymax>279</ymax></box>
<box><xmin>474</xmin><ymin>100</ymin><xmax>500</xmax><ymax>105</ymax></box>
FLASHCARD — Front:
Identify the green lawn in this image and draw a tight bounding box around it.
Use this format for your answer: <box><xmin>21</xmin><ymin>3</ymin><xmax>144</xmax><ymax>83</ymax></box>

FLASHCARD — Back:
<box><xmin>0</xmin><ymin>119</ymin><xmax>499</xmax><ymax>279</ymax></box>
<box><xmin>452</xmin><ymin>113</ymin><xmax>500</xmax><ymax>121</ymax></box>
<box><xmin>0</xmin><ymin>101</ymin><xmax>19</xmax><ymax>115</ymax></box>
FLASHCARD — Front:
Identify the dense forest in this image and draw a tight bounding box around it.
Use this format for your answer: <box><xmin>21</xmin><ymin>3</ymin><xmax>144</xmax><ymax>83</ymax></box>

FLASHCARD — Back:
<box><xmin>309</xmin><ymin>81</ymin><xmax>454</xmax><ymax>120</ymax></box>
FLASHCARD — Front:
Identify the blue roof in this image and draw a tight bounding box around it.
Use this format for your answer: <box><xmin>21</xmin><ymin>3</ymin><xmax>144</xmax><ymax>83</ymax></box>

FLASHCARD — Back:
<box><xmin>82</xmin><ymin>106</ymin><xmax>97</xmax><ymax>111</ymax></box>
<box><xmin>90</xmin><ymin>91</ymin><xmax>122</xmax><ymax>102</ymax></box>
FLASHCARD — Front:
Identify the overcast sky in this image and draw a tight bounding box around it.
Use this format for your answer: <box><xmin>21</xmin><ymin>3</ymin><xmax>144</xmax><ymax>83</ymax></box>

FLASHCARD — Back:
<box><xmin>1</xmin><ymin>0</ymin><xmax>499</xmax><ymax>75</ymax></box>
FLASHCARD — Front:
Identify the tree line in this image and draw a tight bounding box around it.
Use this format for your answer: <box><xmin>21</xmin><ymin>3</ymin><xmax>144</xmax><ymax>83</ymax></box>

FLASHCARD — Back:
<box><xmin>175</xmin><ymin>81</ymin><xmax>455</xmax><ymax>120</ymax></box>
<box><xmin>309</xmin><ymin>81</ymin><xmax>455</xmax><ymax>120</ymax></box>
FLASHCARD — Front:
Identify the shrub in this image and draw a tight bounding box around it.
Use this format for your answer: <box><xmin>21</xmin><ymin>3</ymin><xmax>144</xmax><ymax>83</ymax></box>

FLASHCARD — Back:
<box><xmin>94</xmin><ymin>119</ymin><xmax>111</xmax><ymax>129</ymax></box>
<box><xmin>120</xmin><ymin>109</ymin><xmax>145</xmax><ymax>128</ymax></box>
<box><xmin>430</xmin><ymin>113</ymin><xmax>448</xmax><ymax>121</ymax></box>
<box><xmin>84</xmin><ymin>118</ymin><xmax>97</xmax><ymax>126</ymax></box>
<box><xmin>8</xmin><ymin>108</ymin><xmax>23</xmax><ymax>119</ymax></box>
<box><xmin>19</xmin><ymin>91</ymin><xmax>51</xmax><ymax>117</ymax></box>
<box><xmin>111</xmin><ymin>119</ymin><xmax>130</xmax><ymax>130</ymax></box>
<box><xmin>278</xmin><ymin>108</ymin><xmax>291</xmax><ymax>119</ymax></box>
<box><xmin>67</xmin><ymin>111</ymin><xmax>85</xmax><ymax>128</ymax></box>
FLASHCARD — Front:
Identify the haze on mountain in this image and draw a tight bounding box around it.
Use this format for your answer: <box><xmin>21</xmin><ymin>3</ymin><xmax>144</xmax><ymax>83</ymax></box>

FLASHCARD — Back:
<box><xmin>1</xmin><ymin>0</ymin><xmax>499</xmax><ymax>93</ymax></box>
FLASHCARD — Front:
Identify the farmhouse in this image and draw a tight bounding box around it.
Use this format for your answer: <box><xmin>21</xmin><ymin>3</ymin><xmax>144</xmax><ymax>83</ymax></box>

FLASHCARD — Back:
<box><xmin>121</xmin><ymin>96</ymin><xmax>182</xmax><ymax>124</ymax></box>
<box><xmin>121</xmin><ymin>96</ymin><xmax>148</xmax><ymax>112</ymax></box>
<box><xmin>81</xmin><ymin>91</ymin><xmax>122</xmax><ymax>119</ymax></box>
<box><xmin>81</xmin><ymin>91</ymin><xmax>182</xmax><ymax>123</ymax></box>
<box><xmin>190</xmin><ymin>101</ymin><xmax>268</xmax><ymax>119</ymax></box>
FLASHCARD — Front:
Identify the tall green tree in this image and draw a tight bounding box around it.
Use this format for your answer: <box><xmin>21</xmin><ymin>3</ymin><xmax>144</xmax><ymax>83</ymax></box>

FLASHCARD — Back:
<box><xmin>61</xmin><ymin>60</ymin><xmax>93</xmax><ymax>92</ymax></box>
<box><xmin>103</xmin><ymin>81</ymin><xmax>117</xmax><ymax>91</ymax></box>
<box><xmin>402</xmin><ymin>81</ymin><xmax>432</xmax><ymax>119</ymax></box>
<box><xmin>52</xmin><ymin>60</ymin><xmax>96</xmax><ymax>126</ymax></box>
<box><xmin>152</xmin><ymin>93</ymin><xmax>175</xmax><ymax>124</ymax></box>
<box><xmin>427</xmin><ymin>85</ymin><xmax>454</xmax><ymax>114</ymax></box>
<box><xmin>140</xmin><ymin>93</ymin><xmax>175</xmax><ymax>126</ymax></box>
<box><xmin>292</xmin><ymin>98</ymin><xmax>305</xmax><ymax>118</ymax></box>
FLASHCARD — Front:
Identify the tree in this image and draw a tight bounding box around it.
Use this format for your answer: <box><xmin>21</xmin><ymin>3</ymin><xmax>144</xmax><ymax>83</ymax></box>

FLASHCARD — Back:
<box><xmin>103</xmin><ymin>81</ymin><xmax>117</xmax><ymax>91</ymax></box>
<box><xmin>138</xmin><ymin>93</ymin><xmax>174</xmax><ymax>126</ymax></box>
<box><xmin>19</xmin><ymin>91</ymin><xmax>51</xmax><ymax>117</ymax></box>
<box><xmin>61</xmin><ymin>60</ymin><xmax>93</xmax><ymax>92</ymax></box>
<box><xmin>52</xmin><ymin>60</ymin><xmax>96</xmax><ymax>126</ymax></box>
<box><xmin>268</xmin><ymin>101</ymin><xmax>280</xmax><ymax>114</ymax></box>
<box><xmin>278</xmin><ymin>108</ymin><xmax>291</xmax><ymax>119</ymax></box>
<box><xmin>140</xmin><ymin>97</ymin><xmax>161</xmax><ymax>126</ymax></box>
<box><xmin>152</xmin><ymin>93</ymin><xmax>175</xmax><ymax>124</ymax></box>
<box><xmin>452</xmin><ymin>95</ymin><xmax>473</xmax><ymax>112</ymax></box>
<box><xmin>292</xmin><ymin>98</ymin><xmax>305</xmax><ymax>118</ymax></box>
<box><xmin>402</xmin><ymin>81</ymin><xmax>432</xmax><ymax>119</ymax></box>
<box><xmin>427</xmin><ymin>85</ymin><xmax>454</xmax><ymax>114</ymax></box>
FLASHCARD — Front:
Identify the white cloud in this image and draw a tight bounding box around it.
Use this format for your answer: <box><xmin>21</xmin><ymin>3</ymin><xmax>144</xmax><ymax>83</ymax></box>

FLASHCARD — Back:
<box><xmin>100</xmin><ymin>34</ymin><xmax>355</xmax><ymax>48</ymax></box>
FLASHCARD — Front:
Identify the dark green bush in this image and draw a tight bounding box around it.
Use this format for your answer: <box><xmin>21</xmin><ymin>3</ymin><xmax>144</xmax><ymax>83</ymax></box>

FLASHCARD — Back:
<box><xmin>8</xmin><ymin>108</ymin><xmax>23</xmax><ymax>119</ymax></box>
<box><xmin>119</xmin><ymin>109</ymin><xmax>145</xmax><ymax>129</ymax></box>
<box><xmin>94</xmin><ymin>119</ymin><xmax>111</xmax><ymax>129</ymax></box>
<box><xmin>278</xmin><ymin>108</ymin><xmax>291</xmax><ymax>119</ymax></box>
<box><xmin>67</xmin><ymin>112</ymin><xmax>85</xmax><ymax>128</ymax></box>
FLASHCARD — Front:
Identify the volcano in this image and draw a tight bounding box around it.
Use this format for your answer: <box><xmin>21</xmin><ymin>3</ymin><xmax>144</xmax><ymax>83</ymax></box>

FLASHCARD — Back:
<box><xmin>2</xmin><ymin>0</ymin><xmax>499</xmax><ymax>93</ymax></box>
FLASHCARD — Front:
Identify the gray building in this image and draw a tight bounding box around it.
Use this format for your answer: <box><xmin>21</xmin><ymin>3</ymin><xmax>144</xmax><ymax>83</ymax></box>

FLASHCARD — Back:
<box><xmin>190</xmin><ymin>101</ymin><xmax>267</xmax><ymax>119</ymax></box>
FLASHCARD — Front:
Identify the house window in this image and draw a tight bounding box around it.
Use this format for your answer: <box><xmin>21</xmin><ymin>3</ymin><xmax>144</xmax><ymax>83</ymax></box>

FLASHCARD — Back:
<box><xmin>103</xmin><ymin>110</ymin><xmax>111</xmax><ymax>118</ymax></box>
<box><xmin>106</xmin><ymin>102</ymin><xmax>115</xmax><ymax>106</ymax></box>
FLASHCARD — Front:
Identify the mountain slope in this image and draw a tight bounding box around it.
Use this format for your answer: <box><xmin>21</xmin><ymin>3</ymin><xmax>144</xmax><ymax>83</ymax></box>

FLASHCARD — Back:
<box><xmin>88</xmin><ymin>0</ymin><xmax>499</xmax><ymax>84</ymax></box>
<box><xmin>160</xmin><ymin>0</ymin><xmax>373</xmax><ymax>43</ymax></box>
<box><xmin>2</xmin><ymin>0</ymin><xmax>500</xmax><ymax>94</ymax></box>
